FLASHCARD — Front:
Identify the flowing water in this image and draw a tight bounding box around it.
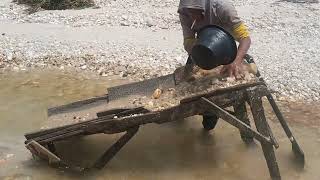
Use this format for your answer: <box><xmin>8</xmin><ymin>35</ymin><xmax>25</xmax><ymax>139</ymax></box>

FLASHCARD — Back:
<box><xmin>0</xmin><ymin>70</ymin><xmax>320</xmax><ymax>180</ymax></box>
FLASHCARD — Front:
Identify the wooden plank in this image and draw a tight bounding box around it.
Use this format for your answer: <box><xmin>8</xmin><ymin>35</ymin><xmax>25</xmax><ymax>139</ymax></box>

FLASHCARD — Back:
<box><xmin>38</xmin><ymin>129</ymin><xmax>84</xmax><ymax>144</ymax></box>
<box><xmin>97</xmin><ymin>106</ymin><xmax>149</xmax><ymax>118</ymax></box>
<box><xmin>96</xmin><ymin>108</ymin><xmax>132</xmax><ymax>117</ymax></box>
<box><xmin>180</xmin><ymin>82</ymin><xmax>265</xmax><ymax>103</ymax></box>
<box><xmin>247</xmin><ymin>92</ymin><xmax>281</xmax><ymax>180</ymax></box>
<box><xmin>94</xmin><ymin>126</ymin><xmax>139</xmax><ymax>169</ymax></box>
<box><xmin>26</xmin><ymin>84</ymin><xmax>270</xmax><ymax>148</ymax></box>
<box><xmin>26</xmin><ymin>88</ymin><xmax>252</xmax><ymax>144</ymax></box>
<box><xmin>26</xmin><ymin>112</ymin><xmax>160</xmax><ymax>145</ymax></box>
<box><xmin>200</xmin><ymin>97</ymin><xmax>272</xmax><ymax>145</ymax></box>
<box><xmin>233</xmin><ymin>102</ymin><xmax>254</xmax><ymax>143</ymax></box>
<box><xmin>26</xmin><ymin>140</ymin><xmax>60</xmax><ymax>164</ymax></box>
<box><xmin>26</xmin><ymin>107</ymin><xmax>148</xmax><ymax>140</ymax></box>
<box><xmin>25</xmin><ymin>114</ymin><xmax>114</xmax><ymax>140</ymax></box>
<box><xmin>48</xmin><ymin>95</ymin><xmax>109</xmax><ymax>116</ymax></box>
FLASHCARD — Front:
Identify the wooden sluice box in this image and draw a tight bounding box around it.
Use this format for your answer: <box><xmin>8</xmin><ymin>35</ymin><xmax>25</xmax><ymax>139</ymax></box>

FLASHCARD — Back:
<box><xmin>24</xmin><ymin>67</ymin><xmax>305</xmax><ymax>180</ymax></box>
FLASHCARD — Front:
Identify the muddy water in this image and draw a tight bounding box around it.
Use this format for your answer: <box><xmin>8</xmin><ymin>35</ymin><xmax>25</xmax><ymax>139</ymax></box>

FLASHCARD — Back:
<box><xmin>1</xmin><ymin>70</ymin><xmax>320</xmax><ymax>180</ymax></box>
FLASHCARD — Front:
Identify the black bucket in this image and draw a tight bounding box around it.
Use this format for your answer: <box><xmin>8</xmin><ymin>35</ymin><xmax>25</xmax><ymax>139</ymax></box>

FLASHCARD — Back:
<box><xmin>191</xmin><ymin>25</ymin><xmax>237</xmax><ymax>70</ymax></box>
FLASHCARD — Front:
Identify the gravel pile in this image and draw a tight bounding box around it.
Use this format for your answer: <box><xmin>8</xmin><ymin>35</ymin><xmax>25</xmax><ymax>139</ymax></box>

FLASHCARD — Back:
<box><xmin>0</xmin><ymin>0</ymin><xmax>319</xmax><ymax>101</ymax></box>
<box><xmin>0</xmin><ymin>0</ymin><xmax>179</xmax><ymax>29</ymax></box>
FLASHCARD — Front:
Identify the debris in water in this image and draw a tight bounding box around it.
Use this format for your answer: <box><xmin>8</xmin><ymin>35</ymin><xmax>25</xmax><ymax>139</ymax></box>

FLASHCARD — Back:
<box><xmin>6</xmin><ymin>154</ymin><xmax>14</xmax><ymax>159</ymax></box>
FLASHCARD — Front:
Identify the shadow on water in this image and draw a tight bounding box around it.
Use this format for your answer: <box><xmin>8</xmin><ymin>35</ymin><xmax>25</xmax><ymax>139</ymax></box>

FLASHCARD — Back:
<box><xmin>1</xmin><ymin>70</ymin><xmax>320</xmax><ymax>180</ymax></box>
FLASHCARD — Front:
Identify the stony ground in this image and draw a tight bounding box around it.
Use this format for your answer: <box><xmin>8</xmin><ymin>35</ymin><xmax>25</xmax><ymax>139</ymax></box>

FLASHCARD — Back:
<box><xmin>0</xmin><ymin>0</ymin><xmax>319</xmax><ymax>101</ymax></box>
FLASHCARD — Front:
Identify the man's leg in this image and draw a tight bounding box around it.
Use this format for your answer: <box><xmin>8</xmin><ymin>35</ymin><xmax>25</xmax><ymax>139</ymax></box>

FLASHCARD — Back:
<box><xmin>185</xmin><ymin>56</ymin><xmax>219</xmax><ymax>130</ymax></box>
<box><xmin>202</xmin><ymin>113</ymin><xmax>219</xmax><ymax>131</ymax></box>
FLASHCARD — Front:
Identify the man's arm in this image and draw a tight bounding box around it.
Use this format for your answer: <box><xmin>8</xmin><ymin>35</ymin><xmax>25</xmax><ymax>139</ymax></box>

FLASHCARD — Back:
<box><xmin>179</xmin><ymin>13</ymin><xmax>196</xmax><ymax>54</ymax></box>
<box><xmin>233</xmin><ymin>23</ymin><xmax>251</xmax><ymax>65</ymax></box>
<box><xmin>217</xmin><ymin>0</ymin><xmax>251</xmax><ymax>77</ymax></box>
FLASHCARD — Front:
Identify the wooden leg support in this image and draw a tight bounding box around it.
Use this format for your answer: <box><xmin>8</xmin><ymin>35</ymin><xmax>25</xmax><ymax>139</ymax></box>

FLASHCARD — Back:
<box><xmin>247</xmin><ymin>92</ymin><xmax>281</xmax><ymax>180</ymax></box>
<box><xmin>233</xmin><ymin>102</ymin><xmax>254</xmax><ymax>143</ymax></box>
<box><xmin>93</xmin><ymin>126</ymin><xmax>139</xmax><ymax>169</ymax></box>
<box><xmin>200</xmin><ymin>97</ymin><xmax>273</xmax><ymax>145</ymax></box>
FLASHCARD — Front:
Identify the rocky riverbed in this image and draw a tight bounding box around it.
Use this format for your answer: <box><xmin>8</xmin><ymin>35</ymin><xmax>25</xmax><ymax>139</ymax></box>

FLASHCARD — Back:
<box><xmin>0</xmin><ymin>0</ymin><xmax>319</xmax><ymax>101</ymax></box>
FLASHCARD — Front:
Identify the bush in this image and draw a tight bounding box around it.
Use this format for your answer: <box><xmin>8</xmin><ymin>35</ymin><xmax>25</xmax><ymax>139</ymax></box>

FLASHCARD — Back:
<box><xmin>14</xmin><ymin>0</ymin><xmax>95</xmax><ymax>13</ymax></box>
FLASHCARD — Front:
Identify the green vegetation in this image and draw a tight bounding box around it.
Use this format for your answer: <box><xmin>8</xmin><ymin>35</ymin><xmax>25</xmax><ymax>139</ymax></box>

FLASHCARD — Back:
<box><xmin>13</xmin><ymin>0</ymin><xmax>95</xmax><ymax>13</ymax></box>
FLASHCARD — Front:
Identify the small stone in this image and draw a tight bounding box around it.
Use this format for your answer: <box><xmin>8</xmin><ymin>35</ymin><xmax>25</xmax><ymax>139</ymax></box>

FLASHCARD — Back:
<box><xmin>81</xmin><ymin>65</ymin><xmax>87</xmax><ymax>70</ymax></box>
<box><xmin>100</xmin><ymin>72</ymin><xmax>108</xmax><ymax>77</ymax></box>
<box><xmin>148</xmin><ymin>101</ymin><xmax>154</xmax><ymax>107</ymax></box>
<box><xmin>120</xmin><ymin>21</ymin><xmax>129</xmax><ymax>26</ymax></box>
<box><xmin>226</xmin><ymin>77</ymin><xmax>236</xmax><ymax>83</ymax></box>
<box><xmin>152</xmin><ymin>88</ymin><xmax>162</xmax><ymax>99</ymax></box>
<box><xmin>211</xmin><ymin>78</ymin><xmax>219</xmax><ymax>84</ymax></box>
<box><xmin>175</xmin><ymin>56</ymin><xmax>182</xmax><ymax>61</ymax></box>
<box><xmin>122</xmin><ymin>72</ymin><xmax>128</xmax><ymax>77</ymax></box>
<box><xmin>132</xmin><ymin>99</ymin><xmax>139</xmax><ymax>104</ymax></box>
<box><xmin>145</xmin><ymin>18</ymin><xmax>154</xmax><ymax>27</ymax></box>
<box><xmin>121</xmin><ymin>15</ymin><xmax>128</xmax><ymax>20</ymax></box>
<box><xmin>7</xmin><ymin>53</ymin><xmax>13</xmax><ymax>61</ymax></box>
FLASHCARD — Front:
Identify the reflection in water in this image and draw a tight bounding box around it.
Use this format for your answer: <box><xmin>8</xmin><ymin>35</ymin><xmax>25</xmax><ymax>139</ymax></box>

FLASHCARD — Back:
<box><xmin>0</xmin><ymin>70</ymin><xmax>320</xmax><ymax>180</ymax></box>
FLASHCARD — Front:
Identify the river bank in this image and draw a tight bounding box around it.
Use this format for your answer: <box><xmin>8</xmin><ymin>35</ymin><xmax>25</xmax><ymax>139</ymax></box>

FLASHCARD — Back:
<box><xmin>0</xmin><ymin>0</ymin><xmax>320</xmax><ymax>101</ymax></box>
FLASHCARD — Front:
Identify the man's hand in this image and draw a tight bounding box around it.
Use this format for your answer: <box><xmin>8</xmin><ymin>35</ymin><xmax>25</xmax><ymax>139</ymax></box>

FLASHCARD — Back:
<box><xmin>221</xmin><ymin>36</ymin><xmax>251</xmax><ymax>79</ymax></box>
<box><xmin>220</xmin><ymin>60</ymin><xmax>244</xmax><ymax>79</ymax></box>
<box><xmin>173</xmin><ymin>64</ymin><xmax>196</xmax><ymax>84</ymax></box>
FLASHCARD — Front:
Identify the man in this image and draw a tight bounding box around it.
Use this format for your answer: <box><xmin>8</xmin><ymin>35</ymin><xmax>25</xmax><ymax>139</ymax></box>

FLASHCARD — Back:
<box><xmin>178</xmin><ymin>0</ymin><xmax>253</xmax><ymax>139</ymax></box>
<box><xmin>178</xmin><ymin>0</ymin><xmax>251</xmax><ymax>78</ymax></box>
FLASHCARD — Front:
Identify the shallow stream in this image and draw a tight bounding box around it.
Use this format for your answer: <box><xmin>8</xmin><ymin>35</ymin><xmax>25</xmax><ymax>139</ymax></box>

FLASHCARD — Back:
<box><xmin>0</xmin><ymin>70</ymin><xmax>319</xmax><ymax>180</ymax></box>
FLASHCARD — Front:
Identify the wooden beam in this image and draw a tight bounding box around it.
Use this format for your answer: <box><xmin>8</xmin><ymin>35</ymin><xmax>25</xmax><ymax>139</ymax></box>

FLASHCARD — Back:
<box><xmin>200</xmin><ymin>97</ymin><xmax>272</xmax><ymax>145</ymax></box>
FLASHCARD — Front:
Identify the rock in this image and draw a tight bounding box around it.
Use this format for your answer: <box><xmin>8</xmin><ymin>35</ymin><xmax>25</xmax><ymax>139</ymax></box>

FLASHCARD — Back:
<box><xmin>211</xmin><ymin>78</ymin><xmax>219</xmax><ymax>84</ymax></box>
<box><xmin>120</xmin><ymin>21</ymin><xmax>129</xmax><ymax>26</ymax></box>
<box><xmin>6</xmin><ymin>52</ymin><xmax>13</xmax><ymax>61</ymax></box>
<box><xmin>81</xmin><ymin>65</ymin><xmax>87</xmax><ymax>70</ymax></box>
<box><xmin>152</xmin><ymin>88</ymin><xmax>162</xmax><ymax>99</ymax></box>
<box><xmin>121</xmin><ymin>72</ymin><xmax>128</xmax><ymax>77</ymax></box>
<box><xmin>147</xmin><ymin>101</ymin><xmax>154</xmax><ymax>107</ymax></box>
<box><xmin>226</xmin><ymin>77</ymin><xmax>236</xmax><ymax>83</ymax></box>
<box><xmin>145</xmin><ymin>18</ymin><xmax>155</xmax><ymax>27</ymax></box>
